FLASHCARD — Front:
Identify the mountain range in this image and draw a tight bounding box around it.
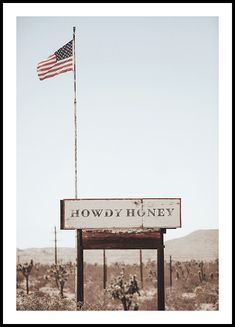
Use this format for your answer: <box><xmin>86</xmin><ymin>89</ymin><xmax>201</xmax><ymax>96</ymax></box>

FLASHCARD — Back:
<box><xmin>17</xmin><ymin>229</ymin><xmax>218</xmax><ymax>265</ymax></box>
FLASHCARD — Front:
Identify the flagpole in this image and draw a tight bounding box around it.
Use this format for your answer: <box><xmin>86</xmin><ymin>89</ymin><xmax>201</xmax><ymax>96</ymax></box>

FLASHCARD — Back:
<box><xmin>73</xmin><ymin>26</ymin><xmax>84</xmax><ymax>307</ymax></box>
<box><xmin>73</xmin><ymin>26</ymin><xmax>78</xmax><ymax>199</ymax></box>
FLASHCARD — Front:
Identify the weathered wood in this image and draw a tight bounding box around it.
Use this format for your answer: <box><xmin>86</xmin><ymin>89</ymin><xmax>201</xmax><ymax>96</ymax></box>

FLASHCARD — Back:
<box><xmin>54</xmin><ymin>226</ymin><xmax>57</xmax><ymax>266</ymax></box>
<box><xmin>60</xmin><ymin>200</ymin><xmax>65</xmax><ymax>229</ymax></box>
<box><xmin>157</xmin><ymin>230</ymin><xmax>165</xmax><ymax>310</ymax></box>
<box><xmin>76</xmin><ymin>229</ymin><xmax>84</xmax><ymax>306</ymax></box>
<box><xmin>103</xmin><ymin>249</ymin><xmax>107</xmax><ymax>289</ymax></box>
<box><xmin>82</xmin><ymin>230</ymin><xmax>161</xmax><ymax>249</ymax></box>
<box><xmin>140</xmin><ymin>249</ymin><xmax>144</xmax><ymax>288</ymax></box>
<box><xmin>61</xmin><ymin>198</ymin><xmax>181</xmax><ymax>230</ymax></box>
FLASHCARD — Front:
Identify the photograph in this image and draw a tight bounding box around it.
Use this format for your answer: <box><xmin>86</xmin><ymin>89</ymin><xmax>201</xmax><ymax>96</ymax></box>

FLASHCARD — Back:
<box><xmin>3</xmin><ymin>3</ymin><xmax>232</xmax><ymax>325</ymax></box>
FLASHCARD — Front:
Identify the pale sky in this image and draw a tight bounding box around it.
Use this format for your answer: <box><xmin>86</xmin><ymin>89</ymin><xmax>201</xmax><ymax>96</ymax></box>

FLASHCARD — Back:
<box><xmin>16</xmin><ymin>15</ymin><xmax>219</xmax><ymax>248</ymax></box>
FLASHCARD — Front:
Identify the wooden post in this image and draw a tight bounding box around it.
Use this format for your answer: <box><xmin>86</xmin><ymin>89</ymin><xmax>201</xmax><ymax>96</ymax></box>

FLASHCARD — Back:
<box><xmin>169</xmin><ymin>255</ymin><xmax>172</xmax><ymax>287</ymax></box>
<box><xmin>76</xmin><ymin>229</ymin><xmax>84</xmax><ymax>306</ymax></box>
<box><xmin>103</xmin><ymin>249</ymin><xmax>107</xmax><ymax>289</ymax></box>
<box><xmin>157</xmin><ymin>229</ymin><xmax>165</xmax><ymax>310</ymax></box>
<box><xmin>139</xmin><ymin>249</ymin><xmax>144</xmax><ymax>288</ymax></box>
<box><xmin>54</xmin><ymin>226</ymin><xmax>57</xmax><ymax>266</ymax></box>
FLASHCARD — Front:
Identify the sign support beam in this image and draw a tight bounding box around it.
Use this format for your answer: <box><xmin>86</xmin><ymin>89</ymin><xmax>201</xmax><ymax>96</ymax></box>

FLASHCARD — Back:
<box><xmin>157</xmin><ymin>229</ymin><xmax>165</xmax><ymax>310</ymax></box>
<box><xmin>76</xmin><ymin>229</ymin><xmax>84</xmax><ymax>306</ymax></box>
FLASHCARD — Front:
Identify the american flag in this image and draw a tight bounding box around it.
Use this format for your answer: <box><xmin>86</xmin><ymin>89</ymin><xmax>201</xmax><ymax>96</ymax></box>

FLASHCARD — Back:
<box><xmin>37</xmin><ymin>40</ymin><xmax>73</xmax><ymax>81</ymax></box>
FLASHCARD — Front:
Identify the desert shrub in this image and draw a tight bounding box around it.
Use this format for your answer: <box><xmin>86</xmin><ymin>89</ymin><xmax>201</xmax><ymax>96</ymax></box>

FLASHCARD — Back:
<box><xmin>16</xmin><ymin>269</ymin><xmax>24</xmax><ymax>288</ymax></box>
<box><xmin>194</xmin><ymin>283</ymin><xmax>218</xmax><ymax>307</ymax></box>
<box><xmin>17</xmin><ymin>291</ymin><xmax>76</xmax><ymax>311</ymax></box>
<box><xmin>138</xmin><ymin>289</ymin><xmax>157</xmax><ymax>310</ymax></box>
<box><xmin>164</xmin><ymin>259</ymin><xmax>219</xmax><ymax>311</ymax></box>
<box><xmin>107</xmin><ymin>274</ymin><xmax>140</xmax><ymax>310</ymax></box>
<box><xmin>33</xmin><ymin>276</ymin><xmax>49</xmax><ymax>290</ymax></box>
<box><xmin>165</xmin><ymin>288</ymin><xmax>197</xmax><ymax>311</ymax></box>
<box><xmin>17</xmin><ymin>260</ymin><xmax>34</xmax><ymax>294</ymax></box>
<box><xmin>48</xmin><ymin>264</ymin><xmax>68</xmax><ymax>297</ymax></box>
<box><xmin>16</xmin><ymin>259</ymin><xmax>219</xmax><ymax>311</ymax></box>
<box><xmin>76</xmin><ymin>301</ymin><xmax>107</xmax><ymax>311</ymax></box>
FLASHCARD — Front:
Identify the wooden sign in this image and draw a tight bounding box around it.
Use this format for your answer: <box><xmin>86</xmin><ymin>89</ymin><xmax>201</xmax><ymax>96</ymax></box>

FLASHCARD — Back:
<box><xmin>82</xmin><ymin>230</ymin><xmax>162</xmax><ymax>249</ymax></box>
<box><xmin>60</xmin><ymin>198</ymin><xmax>181</xmax><ymax>230</ymax></box>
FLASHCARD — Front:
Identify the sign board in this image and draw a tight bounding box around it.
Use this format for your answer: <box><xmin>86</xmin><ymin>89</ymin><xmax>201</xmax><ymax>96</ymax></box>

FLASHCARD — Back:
<box><xmin>61</xmin><ymin>198</ymin><xmax>181</xmax><ymax>230</ymax></box>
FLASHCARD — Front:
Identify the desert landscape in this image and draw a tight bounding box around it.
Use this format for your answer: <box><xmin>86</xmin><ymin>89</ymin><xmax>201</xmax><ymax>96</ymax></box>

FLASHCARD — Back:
<box><xmin>16</xmin><ymin>229</ymin><xmax>219</xmax><ymax>311</ymax></box>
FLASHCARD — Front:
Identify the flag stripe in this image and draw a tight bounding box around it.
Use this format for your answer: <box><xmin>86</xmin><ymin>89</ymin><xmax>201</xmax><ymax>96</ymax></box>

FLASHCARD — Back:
<box><xmin>37</xmin><ymin>57</ymin><xmax>57</xmax><ymax>69</ymax></box>
<box><xmin>37</xmin><ymin>59</ymin><xmax>73</xmax><ymax>75</ymax></box>
<box><xmin>37</xmin><ymin>57</ymin><xmax>73</xmax><ymax>72</ymax></box>
<box><xmin>38</xmin><ymin>60</ymin><xmax>73</xmax><ymax>78</ymax></box>
<box><xmin>37</xmin><ymin>57</ymin><xmax>73</xmax><ymax>80</ymax></box>
<box><xmin>37</xmin><ymin>54</ymin><xmax>56</xmax><ymax>66</ymax></box>
<box><xmin>38</xmin><ymin>64</ymin><xmax>73</xmax><ymax>81</ymax></box>
<box><xmin>37</xmin><ymin>40</ymin><xmax>73</xmax><ymax>81</ymax></box>
<box><xmin>39</xmin><ymin>67</ymin><xmax>73</xmax><ymax>81</ymax></box>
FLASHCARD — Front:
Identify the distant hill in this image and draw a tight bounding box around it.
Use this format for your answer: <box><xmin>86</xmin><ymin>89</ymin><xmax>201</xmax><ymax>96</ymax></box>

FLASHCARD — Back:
<box><xmin>17</xmin><ymin>229</ymin><xmax>218</xmax><ymax>265</ymax></box>
<box><xmin>164</xmin><ymin>229</ymin><xmax>218</xmax><ymax>261</ymax></box>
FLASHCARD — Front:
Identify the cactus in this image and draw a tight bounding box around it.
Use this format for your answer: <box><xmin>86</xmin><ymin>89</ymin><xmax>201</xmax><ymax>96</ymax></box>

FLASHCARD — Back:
<box><xmin>107</xmin><ymin>274</ymin><xmax>140</xmax><ymax>310</ymax></box>
<box><xmin>17</xmin><ymin>260</ymin><xmax>33</xmax><ymax>294</ymax></box>
<box><xmin>48</xmin><ymin>264</ymin><xmax>68</xmax><ymax>297</ymax></box>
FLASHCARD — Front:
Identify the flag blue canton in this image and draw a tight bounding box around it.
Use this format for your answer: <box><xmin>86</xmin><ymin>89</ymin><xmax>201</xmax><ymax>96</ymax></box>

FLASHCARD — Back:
<box><xmin>55</xmin><ymin>41</ymin><xmax>73</xmax><ymax>61</ymax></box>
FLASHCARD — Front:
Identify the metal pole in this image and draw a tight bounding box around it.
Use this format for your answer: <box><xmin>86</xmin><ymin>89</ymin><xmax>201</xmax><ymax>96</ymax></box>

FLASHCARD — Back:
<box><xmin>157</xmin><ymin>229</ymin><xmax>165</xmax><ymax>310</ymax></box>
<box><xmin>73</xmin><ymin>26</ymin><xmax>84</xmax><ymax>306</ymax></box>
<box><xmin>73</xmin><ymin>27</ymin><xmax>78</xmax><ymax>199</ymax></box>
<box><xmin>139</xmin><ymin>249</ymin><xmax>143</xmax><ymax>288</ymax></box>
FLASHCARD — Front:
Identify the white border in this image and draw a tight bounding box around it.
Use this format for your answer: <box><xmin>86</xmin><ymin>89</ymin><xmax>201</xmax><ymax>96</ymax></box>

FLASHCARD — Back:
<box><xmin>3</xmin><ymin>3</ymin><xmax>232</xmax><ymax>16</ymax></box>
<box><xmin>3</xmin><ymin>3</ymin><xmax>232</xmax><ymax>325</ymax></box>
